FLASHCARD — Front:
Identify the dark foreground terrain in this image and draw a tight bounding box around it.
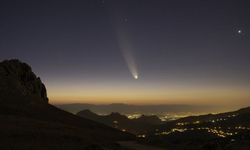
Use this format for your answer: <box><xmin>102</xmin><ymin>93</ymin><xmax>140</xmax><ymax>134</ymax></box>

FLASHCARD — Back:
<box><xmin>0</xmin><ymin>105</ymin><xmax>133</xmax><ymax>150</ymax></box>
<box><xmin>0</xmin><ymin>59</ymin><xmax>134</xmax><ymax>150</ymax></box>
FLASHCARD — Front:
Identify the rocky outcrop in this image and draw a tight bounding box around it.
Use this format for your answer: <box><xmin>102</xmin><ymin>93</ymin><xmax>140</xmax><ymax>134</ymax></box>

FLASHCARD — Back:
<box><xmin>0</xmin><ymin>59</ymin><xmax>48</xmax><ymax>105</ymax></box>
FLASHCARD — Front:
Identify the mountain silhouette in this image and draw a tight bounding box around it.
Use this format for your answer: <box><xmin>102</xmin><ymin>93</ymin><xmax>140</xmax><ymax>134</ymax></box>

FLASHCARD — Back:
<box><xmin>0</xmin><ymin>59</ymin><xmax>133</xmax><ymax>150</ymax></box>
<box><xmin>77</xmin><ymin>109</ymin><xmax>163</xmax><ymax>134</ymax></box>
<box><xmin>58</xmin><ymin>103</ymin><xmax>223</xmax><ymax>114</ymax></box>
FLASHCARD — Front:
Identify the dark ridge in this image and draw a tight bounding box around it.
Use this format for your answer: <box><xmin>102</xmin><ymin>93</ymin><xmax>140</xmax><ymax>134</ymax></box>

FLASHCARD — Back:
<box><xmin>0</xmin><ymin>59</ymin><xmax>134</xmax><ymax>149</ymax></box>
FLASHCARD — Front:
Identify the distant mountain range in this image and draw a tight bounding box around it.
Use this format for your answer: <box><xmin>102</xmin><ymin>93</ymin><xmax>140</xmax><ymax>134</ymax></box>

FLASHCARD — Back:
<box><xmin>77</xmin><ymin>109</ymin><xmax>163</xmax><ymax>134</ymax></box>
<box><xmin>0</xmin><ymin>59</ymin><xmax>133</xmax><ymax>150</ymax></box>
<box><xmin>56</xmin><ymin>103</ymin><xmax>230</xmax><ymax>115</ymax></box>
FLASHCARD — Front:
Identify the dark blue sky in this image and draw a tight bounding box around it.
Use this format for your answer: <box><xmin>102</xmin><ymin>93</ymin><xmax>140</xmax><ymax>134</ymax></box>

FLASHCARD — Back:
<box><xmin>1</xmin><ymin>0</ymin><xmax>250</xmax><ymax>105</ymax></box>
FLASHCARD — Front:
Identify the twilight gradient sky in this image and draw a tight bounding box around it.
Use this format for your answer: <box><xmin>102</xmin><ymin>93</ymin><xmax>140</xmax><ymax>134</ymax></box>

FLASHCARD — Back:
<box><xmin>1</xmin><ymin>0</ymin><xmax>250</xmax><ymax>106</ymax></box>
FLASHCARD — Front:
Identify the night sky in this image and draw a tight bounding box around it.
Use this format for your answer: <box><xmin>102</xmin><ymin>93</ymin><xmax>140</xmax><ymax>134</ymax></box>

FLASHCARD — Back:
<box><xmin>1</xmin><ymin>0</ymin><xmax>250</xmax><ymax>106</ymax></box>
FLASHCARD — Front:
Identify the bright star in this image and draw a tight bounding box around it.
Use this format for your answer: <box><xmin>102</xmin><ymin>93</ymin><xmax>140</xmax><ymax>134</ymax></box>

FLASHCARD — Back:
<box><xmin>238</xmin><ymin>30</ymin><xmax>242</xmax><ymax>34</ymax></box>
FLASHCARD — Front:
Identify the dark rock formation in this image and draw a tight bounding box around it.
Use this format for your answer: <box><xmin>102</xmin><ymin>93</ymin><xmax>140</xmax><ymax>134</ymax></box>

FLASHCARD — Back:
<box><xmin>0</xmin><ymin>59</ymin><xmax>48</xmax><ymax>105</ymax></box>
<box><xmin>0</xmin><ymin>59</ymin><xmax>133</xmax><ymax>149</ymax></box>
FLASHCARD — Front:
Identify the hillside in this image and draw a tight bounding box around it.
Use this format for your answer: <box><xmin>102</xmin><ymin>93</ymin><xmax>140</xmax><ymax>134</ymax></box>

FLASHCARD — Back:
<box><xmin>0</xmin><ymin>59</ymin><xmax>134</xmax><ymax>150</ymax></box>
<box><xmin>142</xmin><ymin>107</ymin><xmax>250</xmax><ymax>150</ymax></box>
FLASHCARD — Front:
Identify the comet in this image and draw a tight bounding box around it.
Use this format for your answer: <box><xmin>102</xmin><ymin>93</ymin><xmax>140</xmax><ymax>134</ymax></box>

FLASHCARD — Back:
<box><xmin>111</xmin><ymin>14</ymin><xmax>139</xmax><ymax>79</ymax></box>
<box><xmin>116</xmin><ymin>27</ymin><xmax>139</xmax><ymax>80</ymax></box>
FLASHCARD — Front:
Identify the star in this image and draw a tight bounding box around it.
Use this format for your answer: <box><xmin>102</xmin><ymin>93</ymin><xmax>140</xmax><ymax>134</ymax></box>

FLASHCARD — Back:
<box><xmin>237</xmin><ymin>29</ymin><xmax>242</xmax><ymax>34</ymax></box>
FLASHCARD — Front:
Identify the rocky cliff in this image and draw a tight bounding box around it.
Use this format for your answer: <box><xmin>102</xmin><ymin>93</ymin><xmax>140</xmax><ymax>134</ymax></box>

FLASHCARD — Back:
<box><xmin>0</xmin><ymin>59</ymin><xmax>133</xmax><ymax>149</ymax></box>
<box><xmin>0</xmin><ymin>59</ymin><xmax>48</xmax><ymax>105</ymax></box>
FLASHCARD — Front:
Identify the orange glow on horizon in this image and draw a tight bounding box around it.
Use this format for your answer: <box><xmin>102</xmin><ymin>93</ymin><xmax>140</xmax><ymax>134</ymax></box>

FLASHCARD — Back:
<box><xmin>47</xmin><ymin>85</ymin><xmax>250</xmax><ymax>106</ymax></box>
